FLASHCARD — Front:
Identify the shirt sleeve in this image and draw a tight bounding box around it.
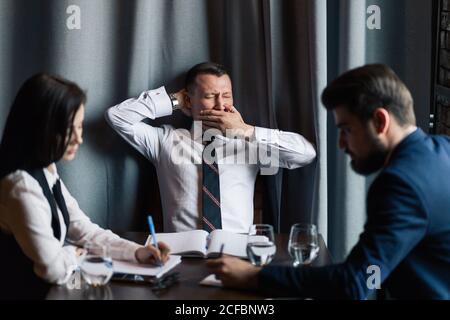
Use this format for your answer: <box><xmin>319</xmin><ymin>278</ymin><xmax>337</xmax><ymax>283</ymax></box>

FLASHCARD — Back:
<box><xmin>2</xmin><ymin>174</ymin><xmax>79</xmax><ymax>285</ymax></box>
<box><xmin>60</xmin><ymin>180</ymin><xmax>142</xmax><ymax>263</ymax></box>
<box><xmin>104</xmin><ymin>86</ymin><xmax>173</xmax><ymax>163</ymax></box>
<box><xmin>258</xmin><ymin>172</ymin><xmax>428</xmax><ymax>299</ymax></box>
<box><xmin>253</xmin><ymin>127</ymin><xmax>316</xmax><ymax>170</ymax></box>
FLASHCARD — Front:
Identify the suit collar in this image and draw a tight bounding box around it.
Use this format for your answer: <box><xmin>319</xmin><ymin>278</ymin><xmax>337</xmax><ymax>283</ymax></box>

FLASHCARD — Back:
<box><xmin>393</xmin><ymin>127</ymin><xmax>424</xmax><ymax>152</ymax></box>
<box><xmin>385</xmin><ymin>128</ymin><xmax>424</xmax><ymax>166</ymax></box>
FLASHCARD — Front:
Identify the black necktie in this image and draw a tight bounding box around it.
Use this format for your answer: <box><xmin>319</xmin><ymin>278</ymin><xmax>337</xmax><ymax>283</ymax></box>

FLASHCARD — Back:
<box><xmin>202</xmin><ymin>139</ymin><xmax>222</xmax><ymax>231</ymax></box>
<box><xmin>52</xmin><ymin>179</ymin><xmax>70</xmax><ymax>238</ymax></box>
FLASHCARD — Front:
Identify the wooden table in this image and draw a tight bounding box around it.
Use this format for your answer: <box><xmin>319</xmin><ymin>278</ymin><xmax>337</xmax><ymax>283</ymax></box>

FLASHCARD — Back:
<box><xmin>46</xmin><ymin>232</ymin><xmax>333</xmax><ymax>300</ymax></box>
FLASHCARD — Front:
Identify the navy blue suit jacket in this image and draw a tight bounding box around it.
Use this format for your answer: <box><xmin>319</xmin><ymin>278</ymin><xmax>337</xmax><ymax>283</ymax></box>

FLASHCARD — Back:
<box><xmin>259</xmin><ymin>129</ymin><xmax>450</xmax><ymax>299</ymax></box>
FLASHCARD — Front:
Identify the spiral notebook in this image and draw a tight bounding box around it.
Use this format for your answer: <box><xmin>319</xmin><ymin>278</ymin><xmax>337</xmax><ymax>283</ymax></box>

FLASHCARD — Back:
<box><xmin>112</xmin><ymin>255</ymin><xmax>182</xmax><ymax>278</ymax></box>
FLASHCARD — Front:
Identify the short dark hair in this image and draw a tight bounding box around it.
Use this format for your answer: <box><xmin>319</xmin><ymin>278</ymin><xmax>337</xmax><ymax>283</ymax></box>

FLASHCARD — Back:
<box><xmin>185</xmin><ymin>62</ymin><xmax>229</xmax><ymax>93</ymax></box>
<box><xmin>321</xmin><ymin>64</ymin><xmax>416</xmax><ymax>126</ymax></box>
<box><xmin>0</xmin><ymin>73</ymin><xmax>86</xmax><ymax>178</ymax></box>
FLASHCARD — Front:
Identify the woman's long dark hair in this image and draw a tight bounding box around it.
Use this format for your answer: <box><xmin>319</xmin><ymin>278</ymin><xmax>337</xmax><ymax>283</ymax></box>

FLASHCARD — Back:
<box><xmin>0</xmin><ymin>73</ymin><xmax>86</xmax><ymax>179</ymax></box>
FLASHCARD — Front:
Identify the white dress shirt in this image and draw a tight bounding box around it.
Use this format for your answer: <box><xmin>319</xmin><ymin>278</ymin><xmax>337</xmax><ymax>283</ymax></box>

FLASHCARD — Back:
<box><xmin>0</xmin><ymin>164</ymin><xmax>141</xmax><ymax>285</ymax></box>
<box><xmin>105</xmin><ymin>86</ymin><xmax>316</xmax><ymax>233</ymax></box>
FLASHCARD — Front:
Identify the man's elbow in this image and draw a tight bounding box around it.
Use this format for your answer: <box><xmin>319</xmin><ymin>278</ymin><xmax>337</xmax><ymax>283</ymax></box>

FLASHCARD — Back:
<box><xmin>293</xmin><ymin>142</ymin><xmax>317</xmax><ymax>168</ymax></box>
<box><xmin>278</xmin><ymin>144</ymin><xmax>316</xmax><ymax>170</ymax></box>
<box><xmin>104</xmin><ymin>106</ymin><xmax>126</xmax><ymax>133</ymax></box>
<box><xmin>34</xmin><ymin>263</ymin><xmax>67</xmax><ymax>285</ymax></box>
<box><xmin>104</xmin><ymin>107</ymin><xmax>116</xmax><ymax>127</ymax></box>
<box><xmin>304</xmin><ymin>142</ymin><xmax>317</xmax><ymax>164</ymax></box>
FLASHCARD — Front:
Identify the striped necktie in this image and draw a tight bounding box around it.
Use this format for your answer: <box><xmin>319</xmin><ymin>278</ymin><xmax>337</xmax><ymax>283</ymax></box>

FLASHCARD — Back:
<box><xmin>202</xmin><ymin>139</ymin><xmax>222</xmax><ymax>231</ymax></box>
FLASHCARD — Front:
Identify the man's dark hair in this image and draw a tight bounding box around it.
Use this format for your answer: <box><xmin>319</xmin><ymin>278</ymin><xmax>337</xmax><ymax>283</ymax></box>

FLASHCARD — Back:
<box><xmin>0</xmin><ymin>73</ymin><xmax>86</xmax><ymax>179</ymax></box>
<box><xmin>321</xmin><ymin>64</ymin><xmax>416</xmax><ymax>126</ymax></box>
<box><xmin>185</xmin><ymin>62</ymin><xmax>229</xmax><ymax>93</ymax></box>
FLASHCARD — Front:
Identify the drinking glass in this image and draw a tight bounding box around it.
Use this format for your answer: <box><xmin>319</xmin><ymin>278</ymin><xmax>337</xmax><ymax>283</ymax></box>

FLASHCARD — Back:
<box><xmin>80</xmin><ymin>242</ymin><xmax>114</xmax><ymax>286</ymax></box>
<box><xmin>288</xmin><ymin>223</ymin><xmax>319</xmax><ymax>267</ymax></box>
<box><xmin>246</xmin><ymin>224</ymin><xmax>276</xmax><ymax>266</ymax></box>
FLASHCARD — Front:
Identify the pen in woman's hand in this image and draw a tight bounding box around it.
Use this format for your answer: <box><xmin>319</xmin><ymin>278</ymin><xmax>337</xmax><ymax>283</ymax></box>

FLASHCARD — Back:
<box><xmin>147</xmin><ymin>215</ymin><xmax>164</xmax><ymax>266</ymax></box>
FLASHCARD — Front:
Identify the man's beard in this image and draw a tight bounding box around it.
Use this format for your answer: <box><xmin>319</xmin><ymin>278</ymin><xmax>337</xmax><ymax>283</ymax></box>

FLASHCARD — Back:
<box><xmin>349</xmin><ymin>138</ymin><xmax>389</xmax><ymax>176</ymax></box>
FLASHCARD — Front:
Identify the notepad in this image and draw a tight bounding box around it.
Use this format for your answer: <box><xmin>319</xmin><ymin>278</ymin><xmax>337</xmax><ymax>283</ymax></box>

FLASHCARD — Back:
<box><xmin>199</xmin><ymin>274</ymin><xmax>223</xmax><ymax>287</ymax></box>
<box><xmin>145</xmin><ymin>229</ymin><xmax>267</xmax><ymax>258</ymax></box>
<box><xmin>112</xmin><ymin>255</ymin><xmax>182</xmax><ymax>278</ymax></box>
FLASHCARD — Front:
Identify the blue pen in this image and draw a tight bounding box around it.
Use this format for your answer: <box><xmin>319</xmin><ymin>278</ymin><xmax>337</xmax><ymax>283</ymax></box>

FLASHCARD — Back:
<box><xmin>147</xmin><ymin>215</ymin><xmax>163</xmax><ymax>266</ymax></box>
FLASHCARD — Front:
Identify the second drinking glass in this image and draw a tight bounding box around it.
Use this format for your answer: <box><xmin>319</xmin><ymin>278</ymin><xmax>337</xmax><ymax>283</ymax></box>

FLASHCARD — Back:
<box><xmin>246</xmin><ymin>224</ymin><xmax>276</xmax><ymax>266</ymax></box>
<box><xmin>288</xmin><ymin>223</ymin><xmax>319</xmax><ymax>267</ymax></box>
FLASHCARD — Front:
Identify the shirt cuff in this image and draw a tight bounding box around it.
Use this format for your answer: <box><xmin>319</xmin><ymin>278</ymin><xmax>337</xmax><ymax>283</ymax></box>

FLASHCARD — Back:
<box><xmin>254</xmin><ymin>127</ymin><xmax>280</xmax><ymax>145</ymax></box>
<box><xmin>62</xmin><ymin>244</ymin><xmax>78</xmax><ymax>261</ymax></box>
<box><xmin>57</xmin><ymin>245</ymin><xmax>79</xmax><ymax>285</ymax></box>
<box><xmin>143</xmin><ymin>86</ymin><xmax>173</xmax><ymax>118</ymax></box>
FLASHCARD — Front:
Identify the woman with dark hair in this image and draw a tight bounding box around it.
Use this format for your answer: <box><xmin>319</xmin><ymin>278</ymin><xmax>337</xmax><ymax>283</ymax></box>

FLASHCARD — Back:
<box><xmin>0</xmin><ymin>73</ymin><xmax>169</xmax><ymax>299</ymax></box>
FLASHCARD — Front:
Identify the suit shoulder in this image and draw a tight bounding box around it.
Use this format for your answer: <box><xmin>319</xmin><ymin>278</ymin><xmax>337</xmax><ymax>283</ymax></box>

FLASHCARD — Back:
<box><xmin>429</xmin><ymin>134</ymin><xmax>450</xmax><ymax>151</ymax></box>
<box><xmin>387</xmin><ymin>133</ymin><xmax>449</xmax><ymax>174</ymax></box>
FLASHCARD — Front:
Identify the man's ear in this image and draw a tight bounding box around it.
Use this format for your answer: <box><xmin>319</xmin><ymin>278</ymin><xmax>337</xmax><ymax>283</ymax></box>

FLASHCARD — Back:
<box><xmin>373</xmin><ymin>108</ymin><xmax>390</xmax><ymax>135</ymax></box>
<box><xmin>181</xmin><ymin>90</ymin><xmax>193</xmax><ymax>117</ymax></box>
<box><xmin>184</xmin><ymin>91</ymin><xmax>192</xmax><ymax>110</ymax></box>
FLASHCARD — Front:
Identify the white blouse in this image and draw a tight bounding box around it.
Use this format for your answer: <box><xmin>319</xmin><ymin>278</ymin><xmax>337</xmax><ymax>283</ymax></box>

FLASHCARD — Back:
<box><xmin>0</xmin><ymin>164</ymin><xmax>142</xmax><ymax>285</ymax></box>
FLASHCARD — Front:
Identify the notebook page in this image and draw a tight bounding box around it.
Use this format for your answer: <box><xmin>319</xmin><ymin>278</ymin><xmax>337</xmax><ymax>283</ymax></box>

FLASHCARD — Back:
<box><xmin>207</xmin><ymin>230</ymin><xmax>248</xmax><ymax>258</ymax></box>
<box><xmin>207</xmin><ymin>230</ymin><xmax>270</xmax><ymax>258</ymax></box>
<box><xmin>146</xmin><ymin>230</ymin><xmax>209</xmax><ymax>256</ymax></box>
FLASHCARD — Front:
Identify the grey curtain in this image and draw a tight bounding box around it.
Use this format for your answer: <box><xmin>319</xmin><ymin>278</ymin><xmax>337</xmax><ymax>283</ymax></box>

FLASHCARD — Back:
<box><xmin>0</xmin><ymin>0</ymin><xmax>432</xmax><ymax>261</ymax></box>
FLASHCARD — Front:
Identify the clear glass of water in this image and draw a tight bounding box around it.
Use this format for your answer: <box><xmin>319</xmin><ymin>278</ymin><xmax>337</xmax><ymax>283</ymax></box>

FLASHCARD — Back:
<box><xmin>80</xmin><ymin>242</ymin><xmax>114</xmax><ymax>287</ymax></box>
<box><xmin>288</xmin><ymin>223</ymin><xmax>320</xmax><ymax>267</ymax></box>
<box><xmin>246</xmin><ymin>224</ymin><xmax>276</xmax><ymax>266</ymax></box>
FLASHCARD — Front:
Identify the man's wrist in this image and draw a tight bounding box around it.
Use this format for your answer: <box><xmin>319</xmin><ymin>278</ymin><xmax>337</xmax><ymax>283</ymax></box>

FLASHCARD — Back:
<box><xmin>169</xmin><ymin>93</ymin><xmax>181</xmax><ymax>111</ymax></box>
<box><xmin>244</xmin><ymin>125</ymin><xmax>255</xmax><ymax>138</ymax></box>
<box><xmin>230</xmin><ymin>125</ymin><xmax>255</xmax><ymax>139</ymax></box>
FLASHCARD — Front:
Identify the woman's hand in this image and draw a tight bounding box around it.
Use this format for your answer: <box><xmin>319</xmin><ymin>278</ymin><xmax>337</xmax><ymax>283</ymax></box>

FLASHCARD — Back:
<box><xmin>75</xmin><ymin>247</ymin><xmax>86</xmax><ymax>257</ymax></box>
<box><xmin>135</xmin><ymin>241</ymin><xmax>170</xmax><ymax>265</ymax></box>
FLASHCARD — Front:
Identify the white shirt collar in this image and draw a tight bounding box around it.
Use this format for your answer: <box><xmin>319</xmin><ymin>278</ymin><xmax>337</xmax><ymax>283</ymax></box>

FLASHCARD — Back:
<box><xmin>189</xmin><ymin>122</ymin><xmax>203</xmax><ymax>144</ymax></box>
<box><xmin>43</xmin><ymin>163</ymin><xmax>59</xmax><ymax>188</ymax></box>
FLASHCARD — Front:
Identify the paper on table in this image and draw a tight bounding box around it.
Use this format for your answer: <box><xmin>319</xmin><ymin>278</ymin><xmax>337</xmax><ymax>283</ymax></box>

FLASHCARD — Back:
<box><xmin>207</xmin><ymin>230</ymin><xmax>269</xmax><ymax>258</ymax></box>
<box><xmin>199</xmin><ymin>274</ymin><xmax>223</xmax><ymax>287</ymax></box>
<box><xmin>146</xmin><ymin>230</ymin><xmax>209</xmax><ymax>256</ymax></box>
<box><xmin>113</xmin><ymin>255</ymin><xmax>182</xmax><ymax>278</ymax></box>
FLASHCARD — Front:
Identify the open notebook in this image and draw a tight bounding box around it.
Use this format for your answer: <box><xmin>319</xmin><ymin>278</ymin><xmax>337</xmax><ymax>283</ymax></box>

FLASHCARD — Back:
<box><xmin>112</xmin><ymin>255</ymin><xmax>182</xmax><ymax>278</ymax></box>
<box><xmin>146</xmin><ymin>229</ymin><xmax>267</xmax><ymax>258</ymax></box>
